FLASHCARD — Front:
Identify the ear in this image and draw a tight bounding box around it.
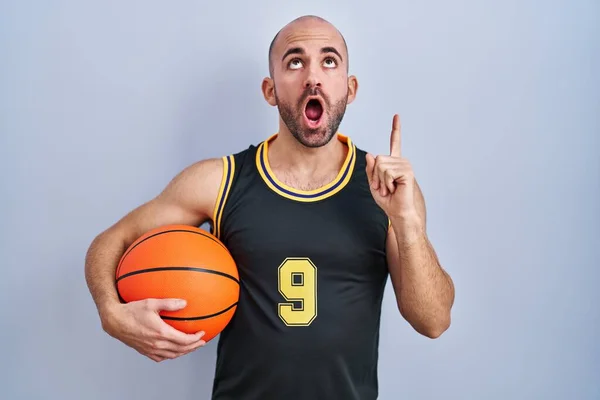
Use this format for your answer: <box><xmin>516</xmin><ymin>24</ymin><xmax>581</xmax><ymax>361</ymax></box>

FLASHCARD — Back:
<box><xmin>346</xmin><ymin>75</ymin><xmax>358</xmax><ymax>105</ymax></box>
<box><xmin>261</xmin><ymin>77</ymin><xmax>277</xmax><ymax>106</ymax></box>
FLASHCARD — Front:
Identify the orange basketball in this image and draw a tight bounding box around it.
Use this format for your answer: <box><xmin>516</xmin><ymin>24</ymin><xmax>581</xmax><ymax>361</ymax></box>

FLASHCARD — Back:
<box><xmin>115</xmin><ymin>224</ymin><xmax>239</xmax><ymax>343</ymax></box>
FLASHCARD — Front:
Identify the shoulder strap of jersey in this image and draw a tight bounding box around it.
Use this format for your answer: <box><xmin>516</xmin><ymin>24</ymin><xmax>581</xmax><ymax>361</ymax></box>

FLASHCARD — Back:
<box><xmin>211</xmin><ymin>154</ymin><xmax>235</xmax><ymax>240</ymax></box>
<box><xmin>210</xmin><ymin>145</ymin><xmax>258</xmax><ymax>239</ymax></box>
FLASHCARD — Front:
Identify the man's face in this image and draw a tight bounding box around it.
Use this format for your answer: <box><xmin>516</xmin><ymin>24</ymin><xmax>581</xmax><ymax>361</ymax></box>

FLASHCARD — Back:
<box><xmin>265</xmin><ymin>20</ymin><xmax>357</xmax><ymax>148</ymax></box>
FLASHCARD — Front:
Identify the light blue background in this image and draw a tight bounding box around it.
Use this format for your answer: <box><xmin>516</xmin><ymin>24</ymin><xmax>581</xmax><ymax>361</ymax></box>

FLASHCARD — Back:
<box><xmin>1</xmin><ymin>1</ymin><xmax>599</xmax><ymax>399</ymax></box>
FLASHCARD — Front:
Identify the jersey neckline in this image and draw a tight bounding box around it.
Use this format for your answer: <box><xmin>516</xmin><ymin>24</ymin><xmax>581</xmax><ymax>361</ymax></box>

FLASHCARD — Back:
<box><xmin>255</xmin><ymin>133</ymin><xmax>357</xmax><ymax>202</ymax></box>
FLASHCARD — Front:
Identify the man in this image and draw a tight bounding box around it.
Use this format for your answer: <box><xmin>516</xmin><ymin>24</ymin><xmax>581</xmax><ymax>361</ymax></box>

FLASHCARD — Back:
<box><xmin>85</xmin><ymin>15</ymin><xmax>454</xmax><ymax>400</ymax></box>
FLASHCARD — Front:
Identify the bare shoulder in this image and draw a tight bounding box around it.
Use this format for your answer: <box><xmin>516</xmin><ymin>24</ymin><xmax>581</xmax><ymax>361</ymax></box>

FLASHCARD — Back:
<box><xmin>103</xmin><ymin>157</ymin><xmax>225</xmax><ymax>245</ymax></box>
<box><xmin>159</xmin><ymin>157</ymin><xmax>224</xmax><ymax>208</ymax></box>
<box><xmin>154</xmin><ymin>156</ymin><xmax>225</xmax><ymax>224</ymax></box>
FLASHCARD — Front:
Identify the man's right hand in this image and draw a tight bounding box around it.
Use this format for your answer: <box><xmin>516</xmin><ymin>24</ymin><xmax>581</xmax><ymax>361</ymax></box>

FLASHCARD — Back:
<box><xmin>101</xmin><ymin>298</ymin><xmax>206</xmax><ymax>362</ymax></box>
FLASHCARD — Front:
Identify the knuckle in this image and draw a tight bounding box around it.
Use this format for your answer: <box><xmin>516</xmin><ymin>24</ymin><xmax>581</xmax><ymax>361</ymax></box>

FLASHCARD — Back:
<box><xmin>142</xmin><ymin>299</ymin><xmax>154</xmax><ymax>310</ymax></box>
<box><xmin>151</xmin><ymin>340</ymin><xmax>163</xmax><ymax>350</ymax></box>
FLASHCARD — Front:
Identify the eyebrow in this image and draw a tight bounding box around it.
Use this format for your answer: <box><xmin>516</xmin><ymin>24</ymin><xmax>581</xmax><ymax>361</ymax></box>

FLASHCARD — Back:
<box><xmin>281</xmin><ymin>46</ymin><xmax>343</xmax><ymax>62</ymax></box>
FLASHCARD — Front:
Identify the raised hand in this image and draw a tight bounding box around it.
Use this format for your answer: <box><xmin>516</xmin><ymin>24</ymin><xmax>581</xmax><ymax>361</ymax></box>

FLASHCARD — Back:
<box><xmin>365</xmin><ymin>114</ymin><xmax>418</xmax><ymax>219</ymax></box>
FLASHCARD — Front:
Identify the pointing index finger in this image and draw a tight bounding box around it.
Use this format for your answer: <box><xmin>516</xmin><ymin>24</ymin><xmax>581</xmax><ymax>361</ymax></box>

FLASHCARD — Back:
<box><xmin>390</xmin><ymin>114</ymin><xmax>401</xmax><ymax>157</ymax></box>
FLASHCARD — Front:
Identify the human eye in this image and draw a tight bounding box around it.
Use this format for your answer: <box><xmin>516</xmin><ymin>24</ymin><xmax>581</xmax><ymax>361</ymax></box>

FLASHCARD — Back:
<box><xmin>323</xmin><ymin>57</ymin><xmax>337</xmax><ymax>68</ymax></box>
<box><xmin>288</xmin><ymin>58</ymin><xmax>303</xmax><ymax>69</ymax></box>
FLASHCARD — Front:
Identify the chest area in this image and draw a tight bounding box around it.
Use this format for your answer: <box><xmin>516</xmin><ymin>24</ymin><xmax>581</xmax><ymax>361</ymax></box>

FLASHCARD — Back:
<box><xmin>220</xmin><ymin>191</ymin><xmax>388</xmax><ymax>279</ymax></box>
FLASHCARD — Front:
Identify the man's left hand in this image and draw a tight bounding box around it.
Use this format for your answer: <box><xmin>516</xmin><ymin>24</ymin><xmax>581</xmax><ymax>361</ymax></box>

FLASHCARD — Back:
<box><xmin>365</xmin><ymin>114</ymin><xmax>418</xmax><ymax>220</ymax></box>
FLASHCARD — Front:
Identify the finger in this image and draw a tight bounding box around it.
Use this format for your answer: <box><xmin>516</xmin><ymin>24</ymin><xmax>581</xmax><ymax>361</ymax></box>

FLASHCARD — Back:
<box><xmin>379</xmin><ymin>184</ymin><xmax>388</xmax><ymax>197</ymax></box>
<box><xmin>366</xmin><ymin>153</ymin><xmax>380</xmax><ymax>190</ymax></box>
<box><xmin>142</xmin><ymin>349</ymin><xmax>166</xmax><ymax>363</ymax></box>
<box><xmin>377</xmin><ymin>163</ymin><xmax>405</xmax><ymax>195</ymax></box>
<box><xmin>367</xmin><ymin>153</ymin><xmax>379</xmax><ymax>189</ymax></box>
<box><xmin>146</xmin><ymin>299</ymin><xmax>205</xmax><ymax>345</ymax></box>
<box><xmin>154</xmin><ymin>336</ymin><xmax>207</xmax><ymax>357</ymax></box>
<box><xmin>153</xmin><ymin>337</ymin><xmax>206</xmax><ymax>360</ymax></box>
<box><xmin>148</xmin><ymin>354</ymin><xmax>165</xmax><ymax>363</ymax></box>
<box><xmin>377</xmin><ymin>168</ymin><xmax>391</xmax><ymax>196</ymax></box>
<box><xmin>149</xmin><ymin>298</ymin><xmax>188</xmax><ymax>312</ymax></box>
<box><xmin>373</xmin><ymin>171</ymin><xmax>381</xmax><ymax>191</ymax></box>
<box><xmin>179</xmin><ymin>338</ymin><xmax>207</xmax><ymax>353</ymax></box>
<box><xmin>159</xmin><ymin>324</ymin><xmax>205</xmax><ymax>346</ymax></box>
<box><xmin>384</xmin><ymin>169</ymin><xmax>398</xmax><ymax>194</ymax></box>
<box><xmin>375</xmin><ymin>163</ymin><xmax>387</xmax><ymax>196</ymax></box>
<box><xmin>153</xmin><ymin>349</ymin><xmax>181</xmax><ymax>360</ymax></box>
<box><xmin>365</xmin><ymin>153</ymin><xmax>374</xmax><ymax>183</ymax></box>
<box><xmin>152</xmin><ymin>328</ymin><xmax>199</xmax><ymax>347</ymax></box>
<box><xmin>390</xmin><ymin>114</ymin><xmax>401</xmax><ymax>157</ymax></box>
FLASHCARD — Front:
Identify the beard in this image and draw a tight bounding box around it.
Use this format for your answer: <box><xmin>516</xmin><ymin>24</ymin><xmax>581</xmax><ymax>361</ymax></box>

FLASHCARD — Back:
<box><xmin>275</xmin><ymin>86</ymin><xmax>348</xmax><ymax>148</ymax></box>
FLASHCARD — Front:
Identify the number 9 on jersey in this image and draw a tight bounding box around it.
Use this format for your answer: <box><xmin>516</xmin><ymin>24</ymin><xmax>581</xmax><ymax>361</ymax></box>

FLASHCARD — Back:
<box><xmin>277</xmin><ymin>257</ymin><xmax>317</xmax><ymax>326</ymax></box>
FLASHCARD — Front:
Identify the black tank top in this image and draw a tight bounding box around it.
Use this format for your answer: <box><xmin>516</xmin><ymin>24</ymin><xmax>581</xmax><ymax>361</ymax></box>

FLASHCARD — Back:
<box><xmin>209</xmin><ymin>133</ymin><xmax>390</xmax><ymax>400</ymax></box>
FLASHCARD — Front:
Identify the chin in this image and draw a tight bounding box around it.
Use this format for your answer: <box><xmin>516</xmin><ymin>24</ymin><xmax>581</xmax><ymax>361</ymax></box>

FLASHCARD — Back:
<box><xmin>295</xmin><ymin>127</ymin><xmax>335</xmax><ymax>148</ymax></box>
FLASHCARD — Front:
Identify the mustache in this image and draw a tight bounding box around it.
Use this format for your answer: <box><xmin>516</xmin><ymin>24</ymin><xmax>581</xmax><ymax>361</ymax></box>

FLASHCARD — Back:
<box><xmin>299</xmin><ymin>86</ymin><xmax>329</xmax><ymax>107</ymax></box>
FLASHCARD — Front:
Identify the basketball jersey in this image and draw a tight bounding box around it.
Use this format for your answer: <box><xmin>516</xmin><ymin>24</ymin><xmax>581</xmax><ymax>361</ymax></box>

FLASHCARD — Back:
<box><xmin>209</xmin><ymin>133</ymin><xmax>390</xmax><ymax>400</ymax></box>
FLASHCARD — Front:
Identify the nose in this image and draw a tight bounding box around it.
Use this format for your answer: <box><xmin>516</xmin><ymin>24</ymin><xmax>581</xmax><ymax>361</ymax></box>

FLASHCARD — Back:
<box><xmin>303</xmin><ymin>65</ymin><xmax>322</xmax><ymax>88</ymax></box>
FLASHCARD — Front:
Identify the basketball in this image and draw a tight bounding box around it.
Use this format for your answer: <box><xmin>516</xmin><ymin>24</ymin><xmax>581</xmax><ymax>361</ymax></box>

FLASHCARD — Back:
<box><xmin>115</xmin><ymin>224</ymin><xmax>239</xmax><ymax>343</ymax></box>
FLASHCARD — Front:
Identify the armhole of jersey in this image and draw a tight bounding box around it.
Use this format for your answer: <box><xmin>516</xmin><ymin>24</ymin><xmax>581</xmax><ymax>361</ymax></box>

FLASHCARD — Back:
<box><xmin>211</xmin><ymin>155</ymin><xmax>235</xmax><ymax>240</ymax></box>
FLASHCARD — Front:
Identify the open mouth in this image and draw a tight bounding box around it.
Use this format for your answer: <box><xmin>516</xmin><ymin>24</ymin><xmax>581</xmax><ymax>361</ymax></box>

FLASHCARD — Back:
<box><xmin>304</xmin><ymin>98</ymin><xmax>324</xmax><ymax>125</ymax></box>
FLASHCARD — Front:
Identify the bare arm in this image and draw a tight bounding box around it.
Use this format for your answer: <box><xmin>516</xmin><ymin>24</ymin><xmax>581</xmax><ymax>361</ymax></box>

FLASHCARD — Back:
<box><xmin>84</xmin><ymin>157</ymin><xmax>223</xmax><ymax>361</ymax></box>
<box><xmin>386</xmin><ymin>181</ymin><xmax>455</xmax><ymax>338</ymax></box>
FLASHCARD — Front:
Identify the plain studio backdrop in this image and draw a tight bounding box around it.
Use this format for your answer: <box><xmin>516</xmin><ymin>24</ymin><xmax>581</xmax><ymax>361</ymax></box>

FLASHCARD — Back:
<box><xmin>1</xmin><ymin>1</ymin><xmax>598</xmax><ymax>399</ymax></box>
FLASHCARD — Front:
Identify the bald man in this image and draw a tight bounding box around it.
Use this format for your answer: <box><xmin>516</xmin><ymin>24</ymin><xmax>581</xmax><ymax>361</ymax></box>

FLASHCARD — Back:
<box><xmin>85</xmin><ymin>15</ymin><xmax>455</xmax><ymax>400</ymax></box>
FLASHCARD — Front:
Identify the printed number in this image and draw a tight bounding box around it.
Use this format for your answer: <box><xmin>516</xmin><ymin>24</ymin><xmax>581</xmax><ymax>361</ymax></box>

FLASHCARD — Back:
<box><xmin>277</xmin><ymin>257</ymin><xmax>317</xmax><ymax>326</ymax></box>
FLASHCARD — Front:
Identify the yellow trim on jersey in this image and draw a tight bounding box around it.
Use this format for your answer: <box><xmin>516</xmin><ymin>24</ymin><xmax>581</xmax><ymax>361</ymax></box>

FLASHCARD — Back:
<box><xmin>255</xmin><ymin>133</ymin><xmax>356</xmax><ymax>202</ymax></box>
<box><xmin>212</xmin><ymin>155</ymin><xmax>235</xmax><ymax>239</ymax></box>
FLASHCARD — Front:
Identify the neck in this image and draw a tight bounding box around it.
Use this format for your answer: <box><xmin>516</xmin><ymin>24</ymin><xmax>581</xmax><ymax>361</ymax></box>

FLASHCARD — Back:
<box><xmin>268</xmin><ymin>129</ymin><xmax>345</xmax><ymax>175</ymax></box>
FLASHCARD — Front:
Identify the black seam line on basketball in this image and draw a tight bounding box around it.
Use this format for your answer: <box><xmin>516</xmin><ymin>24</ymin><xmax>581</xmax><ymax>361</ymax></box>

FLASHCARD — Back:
<box><xmin>161</xmin><ymin>302</ymin><xmax>238</xmax><ymax>321</ymax></box>
<box><xmin>116</xmin><ymin>228</ymin><xmax>231</xmax><ymax>277</ymax></box>
<box><xmin>116</xmin><ymin>266</ymin><xmax>240</xmax><ymax>285</ymax></box>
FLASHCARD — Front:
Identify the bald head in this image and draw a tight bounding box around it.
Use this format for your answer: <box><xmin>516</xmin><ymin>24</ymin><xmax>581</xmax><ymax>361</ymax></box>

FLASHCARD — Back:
<box><xmin>260</xmin><ymin>15</ymin><xmax>358</xmax><ymax>148</ymax></box>
<box><xmin>268</xmin><ymin>15</ymin><xmax>348</xmax><ymax>77</ymax></box>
